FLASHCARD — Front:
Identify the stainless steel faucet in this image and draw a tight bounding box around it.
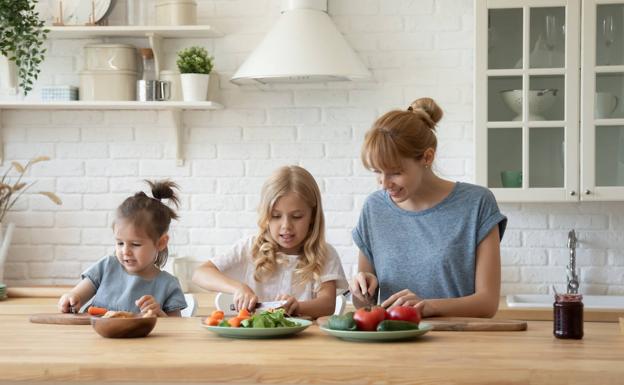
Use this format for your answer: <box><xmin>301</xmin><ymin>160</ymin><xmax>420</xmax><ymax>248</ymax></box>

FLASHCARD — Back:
<box><xmin>566</xmin><ymin>229</ymin><xmax>579</xmax><ymax>294</ymax></box>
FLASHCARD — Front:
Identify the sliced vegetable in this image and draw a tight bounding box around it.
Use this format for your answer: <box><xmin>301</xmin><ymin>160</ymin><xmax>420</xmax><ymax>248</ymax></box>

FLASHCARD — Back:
<box><xmin>204</xmin><ymin>317</ymin><xmax>220</xmax><ymax>326</ymax></box>
<box><xmin>240</xmin><ymin>309</ymin><xmax>298</xmax><ymax>328</ymax></box>
<box><xmin>210</xmin><ymin>310</ymin><xmax>225</xmax><ymax>320</ymax></box>
<box><xmin>327</xmin><ymin>312</ymin><xmax>357</xmax><ymax>331</ymax></box>
<box><xmin>376</xmin><ymin>320</ymin><xmax>420</xmax><ymax>331</ymax></box>
<box><xmin>87</xmin><ymin>306</ymin><xmax>108</xmax><ymax>316</ymax></box>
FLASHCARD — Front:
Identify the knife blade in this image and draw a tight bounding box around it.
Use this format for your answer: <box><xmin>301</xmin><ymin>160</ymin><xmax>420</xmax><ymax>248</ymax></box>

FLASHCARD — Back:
<box><xmin>227</xmin><ymin>300</ymin><xmax>288</xmax><ymax>312</ymax></box>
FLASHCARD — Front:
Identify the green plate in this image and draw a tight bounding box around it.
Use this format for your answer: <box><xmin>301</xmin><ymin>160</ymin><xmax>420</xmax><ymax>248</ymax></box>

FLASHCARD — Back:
<box><xmin>319</xmin><ymin>322</ymin><xmax>433</xmax><ymax>342</ymax></box>
<box><xmin>201</xmin><ymin>318</ymin><xmax>312</xmax><ymax>339</ymax></box>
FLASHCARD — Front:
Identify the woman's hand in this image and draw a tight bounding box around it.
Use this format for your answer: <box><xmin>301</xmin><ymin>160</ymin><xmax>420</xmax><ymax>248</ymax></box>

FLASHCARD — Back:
<box><xmin>275</xmin><ymin>294</ymin><xmax>300</xmax><ymax>316</ymax></box>
<box><xmin>234</xmin><ymin>284</ymin><xmax>258</xmax><ymax>312</ymax></box>
<box><xmin>58</xmin><ymin>292</ymin><xmax>81</xmax><ymax>313</ymax></box>
<box><xmin>349</xmin><ymin>272</ymin><xmax>378</xmax><ymax>304</ymax></box>
<box><xmin>381</xmin><ymin>289</ymin><xmax>424</xmax><ymax>308</ymax></box>
<box><xmin>135</xmin><ymin>295</ymin><xmax>165</xmax><ymax>317</ymax></box>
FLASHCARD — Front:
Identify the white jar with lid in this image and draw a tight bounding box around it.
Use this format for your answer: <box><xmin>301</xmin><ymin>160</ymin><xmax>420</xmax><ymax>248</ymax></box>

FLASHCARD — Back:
<box><xmin>155</xmin><ymin>0</ymin><xmax>197</xmax><ymax>26</ymax></box>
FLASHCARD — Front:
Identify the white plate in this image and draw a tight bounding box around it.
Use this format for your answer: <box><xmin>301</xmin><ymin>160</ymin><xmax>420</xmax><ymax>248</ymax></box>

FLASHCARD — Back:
<box><xmin>43</xmin><ymin>0</ymin><xmax>112</xmax><ymax>25</ymax></box>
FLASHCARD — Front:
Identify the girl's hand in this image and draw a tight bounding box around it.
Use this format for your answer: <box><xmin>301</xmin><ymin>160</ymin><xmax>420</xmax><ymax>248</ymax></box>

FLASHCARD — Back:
<box><xmin>381</xmin><ymin>289</ymin><xmax>424</xmax><ymax>308</ymax></box>
<box><xmin>275</xmin><ymin>294</ymin><xmax>299</xmax><ymax>316</ymax></box>
<box><xmin>58</xmin><ymin>293</ymin><xmax>81</xmax><ymax>313</ymax></box>
<box><xmin>350</xmin><ymin>272</ymin><xmax>378</xmax><ymax>304</ymax></box>
<box><xmin>234</xmin><ymin>284</ymin><xmax>258</xmax><ymax>312</ymax></box>
<box><xmin>135</xmin><ymin>295</ymin><xmax>165</xmax><ymax>317</ymax></box>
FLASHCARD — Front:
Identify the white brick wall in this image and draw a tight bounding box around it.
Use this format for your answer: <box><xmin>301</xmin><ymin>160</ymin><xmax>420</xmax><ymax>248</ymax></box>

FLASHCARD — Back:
<box><xmin>1</xmin><ymin>0</ymin><xmax>623</xmax><ymax>296</ymax></box>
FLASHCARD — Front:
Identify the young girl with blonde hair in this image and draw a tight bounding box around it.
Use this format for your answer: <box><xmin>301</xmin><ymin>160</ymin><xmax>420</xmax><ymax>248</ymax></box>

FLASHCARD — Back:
<box><xmin>193</xmin><ymin>165</ymin><xmax>347</xmax><ymax>318</ymax></box>
<box><xmin>350</xmin><ymin>97</ymin><xmax>507</xmax><ymax>318</ymax></box>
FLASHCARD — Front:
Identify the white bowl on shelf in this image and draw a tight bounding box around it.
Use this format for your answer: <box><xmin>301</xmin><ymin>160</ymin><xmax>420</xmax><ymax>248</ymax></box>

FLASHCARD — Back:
<box><xmin>500</xmin><ymin>89</ymin><xmax>558</xmax><ymax>121</ymax></box>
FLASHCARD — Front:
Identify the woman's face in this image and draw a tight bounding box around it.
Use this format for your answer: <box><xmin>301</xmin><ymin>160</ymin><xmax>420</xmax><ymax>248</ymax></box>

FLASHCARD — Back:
<box><xmin>374</xmin><ymin>157</ymin><xmax>428</xmax><ymax>206</ymax></box>
<box><xmin>114</xmin><ymin>219</ymin><xmax>163</xmax><ymax>277</ymax></box>
<box><xmin>268</xmin><ymin>192</ymin><xmax>313</xmax><ymax>255</ymax></box>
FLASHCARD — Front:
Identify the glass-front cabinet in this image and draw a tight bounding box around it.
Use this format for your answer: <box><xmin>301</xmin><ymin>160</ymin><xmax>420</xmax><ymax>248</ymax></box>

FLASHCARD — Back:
<box><xmin>476</xmin><ymin>0</ymin><xmax>624</xmax><ymax>201</ymax></box>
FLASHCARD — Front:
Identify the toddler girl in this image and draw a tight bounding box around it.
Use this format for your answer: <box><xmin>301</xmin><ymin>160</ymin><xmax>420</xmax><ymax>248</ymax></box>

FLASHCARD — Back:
<box><xmin>59</xmin><ymin>180</ymin><xmax>187</xmax><ymax>317</ymax></box>
<box><xmin>193</xmin><ymin>166</ymin><xmax>347</xmax><ymax>318</ymax></box>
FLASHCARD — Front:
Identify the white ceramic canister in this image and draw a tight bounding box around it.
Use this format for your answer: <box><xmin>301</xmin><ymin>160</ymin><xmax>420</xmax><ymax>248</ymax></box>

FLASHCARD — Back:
<box><xmin>84</xmin><ymin>43</ymin><xmax>137</xmax><ymax>72</ymax></box>
<box><xmin>79</xmin><ymin>70</ymin><xmax>137</xmax><ymax>101</ymax></box>
<box><xmin>159</xmin><ymin>70</ymin><xmax>182</xmax><ymax>101</ymax></box>
<box><xmin>155</xmin><ymin>0</ymin><xmax>197</xmax><ymax>26</ymax></box>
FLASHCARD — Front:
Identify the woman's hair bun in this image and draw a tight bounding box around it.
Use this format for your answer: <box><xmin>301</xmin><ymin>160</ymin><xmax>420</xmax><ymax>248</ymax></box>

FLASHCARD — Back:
<box><xmin>408</xmin><ymin>97</ymin><xmax>443</xmax><ymax>125</ymax></box>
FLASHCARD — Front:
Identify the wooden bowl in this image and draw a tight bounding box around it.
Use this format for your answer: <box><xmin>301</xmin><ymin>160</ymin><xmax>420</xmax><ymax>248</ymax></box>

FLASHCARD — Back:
<box><xmin>91</xmin><ymin>316</ymin><xmax>157</xmax><ymax>338</ymax></box>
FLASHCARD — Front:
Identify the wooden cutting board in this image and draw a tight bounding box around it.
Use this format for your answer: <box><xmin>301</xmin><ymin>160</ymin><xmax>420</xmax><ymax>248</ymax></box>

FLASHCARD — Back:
<box><xmin>29</xmin><ymin>313</ymin><xmax>92</xmax><ymax>325</ymax></box>
<box><xmin>424</xmin><ymin>317</ymin><xmax>527</xmax><ymax>331</ymax></box>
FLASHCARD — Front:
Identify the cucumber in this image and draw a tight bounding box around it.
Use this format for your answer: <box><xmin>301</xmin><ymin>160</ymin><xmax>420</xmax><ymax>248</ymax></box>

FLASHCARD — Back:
<box><xmin>376</xmin><ymin>320</ymin><xmax>420</xmax><ymax>331</ymax></box>
<box><xmin>327</xmin><ymin>312</ymin><xmax>357</xmax><ymax>331</ymax></box>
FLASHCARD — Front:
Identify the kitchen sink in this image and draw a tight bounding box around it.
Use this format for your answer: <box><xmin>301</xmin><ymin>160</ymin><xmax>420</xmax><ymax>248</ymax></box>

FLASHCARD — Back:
<box><xmin>506</xmin><ymin>294</ymin><xmax>624</xmax><ymax>309</ymax></box>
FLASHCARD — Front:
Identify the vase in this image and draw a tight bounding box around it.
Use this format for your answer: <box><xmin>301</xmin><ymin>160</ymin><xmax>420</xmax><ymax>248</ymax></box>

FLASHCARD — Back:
<box><xmin>0</xmin><ymin>54</ymin><xmax>18</xmax><ymax>96</ymax></box>
<box><xmin>180</xmin><ymin>73</ymin><xmax>210</xmax><ymax>101</ymax></box>
<box><xmin>0</xmin><ymin>222</ymin><xmax>15</xmax><ymax>284</ymax></box>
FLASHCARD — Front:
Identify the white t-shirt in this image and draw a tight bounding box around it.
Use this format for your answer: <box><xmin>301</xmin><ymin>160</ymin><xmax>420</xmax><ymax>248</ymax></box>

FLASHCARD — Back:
<box><xmin>209</xmin><ymin>235</ymin><xmax>349</xmax><ymax>301</ymax></box>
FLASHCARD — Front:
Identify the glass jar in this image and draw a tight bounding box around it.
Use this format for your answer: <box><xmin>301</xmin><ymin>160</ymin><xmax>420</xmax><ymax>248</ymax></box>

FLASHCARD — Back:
<box><xmin>553</xmin><ymin>293</ymin><xmax>584</xmax><ymax>339</ymax></box>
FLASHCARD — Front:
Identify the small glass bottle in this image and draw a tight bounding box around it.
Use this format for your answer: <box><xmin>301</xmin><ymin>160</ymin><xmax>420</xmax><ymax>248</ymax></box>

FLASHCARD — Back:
<box><xmin>139</xmin><ymin>48</ymin><xmax>156</xmax><ymax>81</ymax></box>
<box><xmin>553</xmin><ymin>293</ymin><xmax>584</xmax><ymax>339</ymax></box>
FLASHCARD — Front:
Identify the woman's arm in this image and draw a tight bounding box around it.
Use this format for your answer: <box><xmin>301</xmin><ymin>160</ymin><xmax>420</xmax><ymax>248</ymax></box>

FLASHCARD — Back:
<box><xmin>295</xmin><ymin>281</ymin><xmax>337</xmax><ymax>319</ymax></box>
<box><xmin>421</xmin><ymin>225</ymin><xmax>501</xmax><ymax>318</ymax></box>
<box><xmin>350</xmin><ymin>252</ymin><xmax>379</xmax><ymax>309</ymax></box>
<box><xmin>192</xmin><ymin>261</ymin><xmax>258</xmax><ymax>311</ymax></box>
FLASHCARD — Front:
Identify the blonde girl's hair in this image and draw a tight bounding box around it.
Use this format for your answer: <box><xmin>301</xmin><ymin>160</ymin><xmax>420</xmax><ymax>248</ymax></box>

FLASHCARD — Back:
<box><xmin>251</xmin><ymin>166</ymin><xmax>327</xmax><ymax>286</ymax></box>
<box><xmin>114</xmin><ymin>180</ymin><xmax>180</xmax><ymax>268</ymax></box>
<box><xmin>362</xmin><ymin>97</ymin><xmax>443</xmax><ymax>172</ymax></box>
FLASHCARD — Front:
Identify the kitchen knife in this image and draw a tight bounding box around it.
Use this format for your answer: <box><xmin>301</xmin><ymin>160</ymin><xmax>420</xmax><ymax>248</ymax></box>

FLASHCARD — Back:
<box><xmin>228</xmin><ymin>300</ymin><xmax>288</xmax><ymax>312</ymax></box>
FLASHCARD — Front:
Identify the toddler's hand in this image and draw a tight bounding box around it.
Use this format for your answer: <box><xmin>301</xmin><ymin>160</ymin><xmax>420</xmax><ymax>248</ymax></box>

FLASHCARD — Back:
<box><xmin>350</xmin><ymin>272</ymin><xmax>378</xmax><ymax>304</ymax></box>
<box><xmin>135</xmin><ymin>295</ymin><xmax>164</xmax><ymax>317</ymax></box>
<box><xmin>233</xmin><ymin>284</ymin><xmax>258</xmax><ymax>312</ymax></box>
<box><xmin>275</xmin><ymin>294</ymin><xmax>299</xmax><ymax>316</ymax></box>
<box><xmin>381</xmin><ymin>289</ymin><xmax>423</xmax><ymax>309</ymax></box>
<box><xmin>58</xmin><ymin>293</ymin><xmax>81</xmax><ymax>313</ymax></box>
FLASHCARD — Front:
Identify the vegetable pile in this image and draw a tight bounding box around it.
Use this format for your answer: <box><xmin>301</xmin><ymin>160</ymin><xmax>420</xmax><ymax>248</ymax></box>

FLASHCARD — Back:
<box><xmin>204</xmin><ymin>308</ymin><xmax>299</xmax><ymax>328</ymax></box>
<box><xmin>327</xmin><ymin>305</ymin><xmax>421</xmax><ymax>332</ymax></box>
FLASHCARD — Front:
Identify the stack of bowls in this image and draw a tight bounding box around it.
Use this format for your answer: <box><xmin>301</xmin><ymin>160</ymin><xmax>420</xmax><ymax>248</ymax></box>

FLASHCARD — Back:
<box><xmin>80</xmin><ymin>44</ymin><xmax>138</xmax><ymax>101</ymax></box>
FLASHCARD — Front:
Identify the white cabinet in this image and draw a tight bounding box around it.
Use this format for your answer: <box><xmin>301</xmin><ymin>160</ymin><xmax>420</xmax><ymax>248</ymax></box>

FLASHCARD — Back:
<box><xmin>0</xmin><ymin>25</ymin><xmax>224</xmax><ymax>165</ymax></box>
<box><xmin>475</xmin><ymin>0</ymin><xmax>624</xmax><ymax>202</ymax></box>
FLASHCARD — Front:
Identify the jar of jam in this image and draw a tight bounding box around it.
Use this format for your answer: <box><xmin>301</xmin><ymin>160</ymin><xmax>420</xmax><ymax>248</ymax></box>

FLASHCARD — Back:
<box><xmin>553</xmin><ymin>293</ymin><xmax>584</xmax><ymax>339</ymax></box>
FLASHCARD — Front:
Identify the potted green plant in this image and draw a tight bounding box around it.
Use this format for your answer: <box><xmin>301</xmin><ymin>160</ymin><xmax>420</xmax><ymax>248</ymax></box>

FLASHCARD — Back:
<box><xmin>0</xmin><ymin>0</ymin><xmax>49</xmax><ymax>96</ymax></box>
<box><xmin>0</xmin><ymin>156</ymin><xmax>62</xmax><ymax>284</ymax></box>
<box><xmin>176</xmin><ymin>46</ymin><xmax>214</xmax><ymax>102</ymax></box>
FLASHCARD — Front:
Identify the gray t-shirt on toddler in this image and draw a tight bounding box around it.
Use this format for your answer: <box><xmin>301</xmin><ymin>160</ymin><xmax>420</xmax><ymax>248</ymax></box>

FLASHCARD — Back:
<box><xmin>82</xmin><ymin>255</ymin><xmax>187</xmax><ymax>313</ymax></box>
<box><xmin>352</xmin><ymin>182</ymin><xmax>507</xmax><ymax>302</ymax></box>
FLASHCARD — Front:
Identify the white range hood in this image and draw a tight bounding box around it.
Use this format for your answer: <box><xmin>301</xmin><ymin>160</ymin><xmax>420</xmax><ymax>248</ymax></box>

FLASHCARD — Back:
<box><xmin>230</xmin><ymin>0</ymin><xmax>371</xmax><ymax>85</ymax></box>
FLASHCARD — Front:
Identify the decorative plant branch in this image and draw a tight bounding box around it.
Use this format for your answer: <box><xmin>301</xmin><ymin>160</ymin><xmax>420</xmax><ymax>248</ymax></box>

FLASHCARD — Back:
<box><xmin>0</xmin><ymin>0</ymin><xmax>49</xmax><ymax>95</ymax></box>
<box><xmin>0</xmin><ymin>156</ymin><xmax>62</xmax><ymax>223</ymax></box>
<box><xmin>176</xmin><ymin>46</ymin><xmax>214</xmax><ymax>74</ymax></box>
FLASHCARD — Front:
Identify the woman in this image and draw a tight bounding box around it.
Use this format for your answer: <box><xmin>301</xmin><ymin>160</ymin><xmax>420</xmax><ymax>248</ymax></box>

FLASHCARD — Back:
<box><xmin>350</xmin><ymin>97</ymin><xmax>507</xmax><ymax>318</ymax></box>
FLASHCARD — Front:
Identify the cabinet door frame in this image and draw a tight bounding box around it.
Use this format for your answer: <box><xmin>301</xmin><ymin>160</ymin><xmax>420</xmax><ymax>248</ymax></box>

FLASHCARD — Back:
<box><xmin>580</xmin><ymin>0</ymin><xmax>624</xmax><ymax>201</ymax></box>
<box><xmin>475</xmin><ymin>0</ymin><xmax>581</xmax><ymax>202</ymax></box>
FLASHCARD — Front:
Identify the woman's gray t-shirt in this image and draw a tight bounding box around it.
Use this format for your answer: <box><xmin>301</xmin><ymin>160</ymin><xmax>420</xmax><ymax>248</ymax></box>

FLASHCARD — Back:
<box><xmin>82</xmin><ymin>255</ymin><xmax>187</xmax><ymax>313</ymax></box>
<box><xmin>352</xmin><ymin>182</ymin><xmax>507</xmax><ymax>302</ymax></box>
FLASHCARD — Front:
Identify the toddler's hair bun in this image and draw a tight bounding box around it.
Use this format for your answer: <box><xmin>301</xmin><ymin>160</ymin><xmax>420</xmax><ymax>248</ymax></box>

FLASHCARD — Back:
<box><xmin>408</xmin><ymin>97</ymin><xmax>443</xmax><ymax>126</ymax></box>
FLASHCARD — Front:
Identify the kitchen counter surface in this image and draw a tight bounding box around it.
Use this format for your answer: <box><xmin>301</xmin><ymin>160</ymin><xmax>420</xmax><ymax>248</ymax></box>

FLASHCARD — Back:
<box><xmin>2</xmin><ymin>292</ymin><xmax>624</xmax><ymax>384</ymax></box>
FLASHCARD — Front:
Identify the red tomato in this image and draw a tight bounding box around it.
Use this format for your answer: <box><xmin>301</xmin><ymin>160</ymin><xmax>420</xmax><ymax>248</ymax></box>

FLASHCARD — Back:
<box><xmin>387</xmin><ymin>305</ymin><xmax>421</xmax><ymax>324</ymax></box>
<box><xmin>353</xmin><ymin>306</ymin><xmax>386</xmax><ymax>331</ymax></box>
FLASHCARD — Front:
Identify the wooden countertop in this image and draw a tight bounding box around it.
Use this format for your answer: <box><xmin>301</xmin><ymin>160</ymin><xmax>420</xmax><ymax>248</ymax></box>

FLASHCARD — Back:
<box><xmin>1</xmin><ymin>314</ymin><xmax>623</xmax><ymax>384</ymax></box>
<box><xmin>2</xmin><ymin>290</ymin><xmax>624</xmax><ymax>384</ymax></box>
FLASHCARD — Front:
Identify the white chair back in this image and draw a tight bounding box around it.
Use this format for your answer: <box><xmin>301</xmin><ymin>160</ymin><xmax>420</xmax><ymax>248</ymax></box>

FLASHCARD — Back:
<box><xmin>181</xmin><ymin>293</ymin><xmax>197</xmax><ymax>317</ymax></box>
